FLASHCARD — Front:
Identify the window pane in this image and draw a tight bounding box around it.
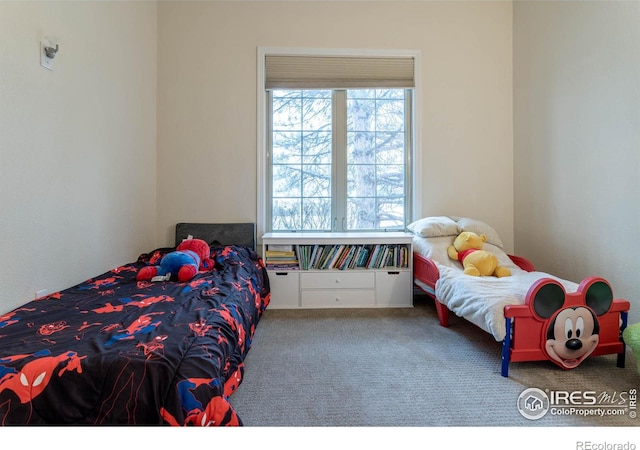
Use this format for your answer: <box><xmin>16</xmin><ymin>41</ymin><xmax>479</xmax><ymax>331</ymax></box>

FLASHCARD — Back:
<box><xmin>347</xmin><ymin>197</ymin><xmax>405</xmax><ymax>230</ymax></box>
<box><xmin>347</xmin><ymin>131</ymin><xmax>375</xmax><ymax>164</ymax></box>
<box><xmin>273</xmin><ymin>164</ymin><xmax>301</xmax><ymax>197</ymax></box>
<box><xmin>269</xmin><ymin>88</ymin><xmax>409</xmax><ymax>232</ymax></box>
<box><xmin>272</xmin><ymin>91</ymin><xmax>301</xmax><ymax>130</ymax></box>
<box><xmin>302</xmin><ymin>98</ymin><xmax>332</xmax><ymax>130</ymax></box>
<box><xmin>346</xmin><ymin>98</ymin><xmax>375</xmax><ymax>132</ymax></box>
<box><xmin>302</xmin><ymin>198</ymin><xmax>331</xmax><ymax>231</ymax></box>
<box><xmin>376</xmin><ymin>100</ymin><xmax>404</xmax><ymax>132</ymax></box>
<box><xmin>376</xmin><ymin>164</ymin><xmax>404</xmax><ymax>196</ymax></box>
<box><xmin>303</xmin><ymin>131</ymin><xmax>331</xmax><ymax>164</ymax></box>
<box><xmin>347</xmin><ymin>164</ymin><xmax>375</xmax><ymax>197</ymax></box>
<box><xmin>273</xmin><ymin>132</ymin><xmax>301</xmax><ymax>164</ymax></box>
<box><xmin>346</xmin><ymin>89</ymin><xmax>406</xmax><ymax>230</ymax></box>
<box><xmin>377</xmin><ymin>198</ymin><xmax>405</xmax><ymax>229</ymax></box>
<box><xmin>347</xmin><ymin>89</ymin><xmax>404</xmax><ymax>100</ymax></box>
<box><xmin>302</xmin><ymin>163</ymin><xmax>331</xmax><ymax>198</ymax></box>
<box><xmin>271</xmin><ymin>90</ymin><xmax>332</xmax><ymax>231</ymax></box>
<box><xmin>272</xmin><ymin>198</ymin><xmax>301</xmax><ymax>230</ymax></box>
<box><xmin>299</xmin><ymin>162</ymin><xmax>331</xmax><ymax>231</ymax></box>
<box><xmin>347</xmin><ymin>197</ymin><xmax>376</xmax><ymax>229</ymax></box>
<box><xmin>347</xmin><ymin>89</ymin><xmax>376</xmax><ymax>99</ymax></box>
<box><xmin>375</xmin><ymin>89</ymin><xmax>404</xmax><ymax>100</ymax></box>
<box><xmin>376</xmin><ymin>132</ymin><xmax>404</xmax><ymax>164</ymax></box>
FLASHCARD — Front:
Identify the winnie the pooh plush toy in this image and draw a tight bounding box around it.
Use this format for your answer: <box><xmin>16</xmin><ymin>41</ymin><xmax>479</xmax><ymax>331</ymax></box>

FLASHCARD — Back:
<box><xmin>447</xmin><ymin>231</ymin><xmax>511</xmax><ymax>277</ymax></box>
<box><xmin>136</xmin><ymin>238</ymin><xmax>214</xmax><ymax>282</ymax></box>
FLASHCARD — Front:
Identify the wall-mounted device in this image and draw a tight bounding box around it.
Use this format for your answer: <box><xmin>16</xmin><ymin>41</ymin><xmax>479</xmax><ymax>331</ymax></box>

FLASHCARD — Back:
<box><xmin>41</xmin><ymin>39</ymin><xmax>59</xmax><ymax>71</ymax></box>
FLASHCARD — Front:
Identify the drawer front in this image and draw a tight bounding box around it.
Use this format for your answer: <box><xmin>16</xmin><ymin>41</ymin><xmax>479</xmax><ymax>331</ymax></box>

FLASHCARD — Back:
<box><xmin>301</xmin><ymin>289</ymin><xmax>375</xmax><ymax>308</ymax></box>
<box><xmin>267</xmin><ymin>271</ymin><xmax>300</xmax><ymax>308</ymax></box>
<box><xmin>375</xmin><ymin>270</ymin><xmax>412</xmax><ymax>307</ymax></box>
<box><xmin>300</xmin><ymin>271</ymin><xmax>375</xmax><ymax>290</ymax></box>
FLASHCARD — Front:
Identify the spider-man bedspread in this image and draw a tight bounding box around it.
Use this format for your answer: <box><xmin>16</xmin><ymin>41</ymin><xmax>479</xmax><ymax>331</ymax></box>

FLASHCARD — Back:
<box><xmin>0</xmin><ymin>245</ymin><xmax>270</xmax><ymax>425</ymax></box>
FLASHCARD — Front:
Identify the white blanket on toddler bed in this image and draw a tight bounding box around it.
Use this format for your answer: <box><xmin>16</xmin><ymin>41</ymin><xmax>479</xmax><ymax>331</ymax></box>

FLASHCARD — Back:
<box><xmin>413</xmin><ymin>236</ymin><xmax>579</xmax><ymax>341</ymax></box>
<box><xmin>435</xmin><ymin>264</ymin><xmax>579</xmax><ymax>341</ymax></box>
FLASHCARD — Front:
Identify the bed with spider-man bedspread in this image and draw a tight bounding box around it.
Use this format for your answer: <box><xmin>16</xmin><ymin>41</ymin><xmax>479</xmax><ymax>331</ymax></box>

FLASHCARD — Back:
<box><xmin>0</xmin><ymin>223</ymin><xmax>270</xmax><ymax>425</ymax></box>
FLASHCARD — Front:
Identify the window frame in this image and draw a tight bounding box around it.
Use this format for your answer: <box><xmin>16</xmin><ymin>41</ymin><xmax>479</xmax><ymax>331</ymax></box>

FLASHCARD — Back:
<box><xmin>257</xmin><ymin>47</ymin><xmax>422</xmax><ymax>237</ymax></box>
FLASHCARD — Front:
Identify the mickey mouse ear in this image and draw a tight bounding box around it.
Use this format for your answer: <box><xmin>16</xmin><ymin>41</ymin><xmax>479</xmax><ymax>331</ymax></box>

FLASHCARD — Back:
<box><xmin>527</xmin><ymin>278</ymin><xmax>566</xmax><ymax>320</ymax></box>
<box><xmin>579</xmin><ymin>277</ymin><xmax>613</xmax><ymax>316</ymax></box>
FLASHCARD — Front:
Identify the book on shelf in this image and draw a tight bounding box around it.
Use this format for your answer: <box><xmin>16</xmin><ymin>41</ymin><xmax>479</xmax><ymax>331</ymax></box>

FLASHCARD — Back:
<box><xmin>265</xmin><ymin>255</ymin><xmax>297</xmax><ymax>261</ymax></box>
<box><xmin>355</xmin><ymin>245</ymin><xmax>372</xmax><ymax>268</ymax></box>
<box><xmin>365</xmin><ymin>244</ymin><xmax>380</xmax><ymax>269</ymax></box>
<box><xmin>265</xmin><ymin>250</ymin><xmax>296</xmax><ymax>257</ymax></box>
<box><xmin>267</xmin><ymin>263</ymin><xmax>300</xmax><ymax>270</ymax></box>
<box><xmin>266</xmin><ymin>259</ymin><xmax>298</xmax><ymax>264</ymax></box>
<box><xmin>267</xmin><ymin>244</ymin><xmax>294</xmax><ymax>252</ymax></box>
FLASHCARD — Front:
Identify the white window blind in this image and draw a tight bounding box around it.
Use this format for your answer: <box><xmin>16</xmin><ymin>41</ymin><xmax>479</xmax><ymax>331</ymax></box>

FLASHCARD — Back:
<box><xmin>265</xmin><ymin>55</ymin><xmax>415</xmax><ymax>90</ymax></box>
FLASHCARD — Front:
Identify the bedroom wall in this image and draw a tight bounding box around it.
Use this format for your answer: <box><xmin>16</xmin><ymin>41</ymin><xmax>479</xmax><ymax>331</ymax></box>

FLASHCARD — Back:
<box><xmin>156</xmin><ymin>1</ymin><xmax>514</xmax><ymax>248</ymax></box>
<box><xmin>513</xmin><ymin>1</ymin><xmax>640</xmax><ymax>322</ymax></box>
<box><xmin>0</xmin><ymin>1</ymin><xmax>157</xmax><ymax>314</ymax></box>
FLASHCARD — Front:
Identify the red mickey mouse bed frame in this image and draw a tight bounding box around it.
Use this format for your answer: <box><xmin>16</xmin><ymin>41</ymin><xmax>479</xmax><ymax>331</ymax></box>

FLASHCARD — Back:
<box><xmin>413</xmin><ymin>252</ymin><xmax>630</xmax><ymax>377</ymax></box>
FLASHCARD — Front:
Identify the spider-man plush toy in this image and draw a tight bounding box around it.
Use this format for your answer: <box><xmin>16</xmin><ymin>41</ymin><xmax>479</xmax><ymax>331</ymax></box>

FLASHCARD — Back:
<box><xmin>136</xmin><ymin>238</ymin><xmax>214</xmax><ymax>282</ymax></box>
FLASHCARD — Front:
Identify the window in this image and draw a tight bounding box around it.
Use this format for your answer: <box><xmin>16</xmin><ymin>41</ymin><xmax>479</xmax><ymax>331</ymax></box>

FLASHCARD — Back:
<box><xmin>259</xmin><ymin>50</ymin><xmax>419</xmax><ymax>233</ymax></box>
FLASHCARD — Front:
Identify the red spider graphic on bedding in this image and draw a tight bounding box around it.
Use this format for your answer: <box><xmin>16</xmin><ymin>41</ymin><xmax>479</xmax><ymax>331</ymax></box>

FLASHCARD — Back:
<box><xmin>0</xmin><ymin>351</ymin><xmax>85</xmax><ymax>404</ymax></box>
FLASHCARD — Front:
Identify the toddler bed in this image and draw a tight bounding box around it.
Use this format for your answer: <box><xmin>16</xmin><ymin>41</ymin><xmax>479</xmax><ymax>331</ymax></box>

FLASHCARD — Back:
<box><xmin>0</xmin><ymin>223</ymin><xmax>269</xmax><ymax>425</ymax></box>
<box><xmin>409</xmin><ymin>216</ymin><xmax>630</xmax><ymax>377</ymax></box>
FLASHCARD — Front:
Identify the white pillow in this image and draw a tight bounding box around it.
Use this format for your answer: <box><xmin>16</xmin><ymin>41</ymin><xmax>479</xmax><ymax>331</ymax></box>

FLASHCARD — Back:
<box><xmin>452</xmin><ymin>216</ymin><xmax>504</xmax><ymax>248</ymax></box>
<box><xmin>407</xmin><ymin>216</ymin><xmax>461</xmax><ymax>238</ymax></box>
<box><xmin>412</xmin><ymin>235</ymin><xmax>461</xmax><ymax>269</ymax></box>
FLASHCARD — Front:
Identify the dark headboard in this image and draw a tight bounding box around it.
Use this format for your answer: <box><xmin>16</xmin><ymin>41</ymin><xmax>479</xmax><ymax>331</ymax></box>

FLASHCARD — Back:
<box><xmin>175</xmin><ymin>223</ymin><xmax>256</xmax><ymax>251</ymax></box>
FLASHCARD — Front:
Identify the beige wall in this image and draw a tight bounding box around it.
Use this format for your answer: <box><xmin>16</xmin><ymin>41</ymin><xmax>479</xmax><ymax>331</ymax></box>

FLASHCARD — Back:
<box><xmin>514</xmin><ymin>1</ymin><xmax>640</xmax><ymax>322</ymax></box>
<box><xmin>0</xmin><ymin>1</ymin><xmax>157</xmax><ymax>313</ymax></box>
<box><xmin>156</xmin><ymin>1</ymin><xmax>514</xmax><ymax>247</ymax></box>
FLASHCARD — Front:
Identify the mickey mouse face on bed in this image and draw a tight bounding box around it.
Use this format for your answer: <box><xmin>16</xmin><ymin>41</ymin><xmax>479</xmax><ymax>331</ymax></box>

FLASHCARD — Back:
<box><xmin>527</xmin><ymin>277</ymin><xmax>613</xmax><ymax>370</ymax></box>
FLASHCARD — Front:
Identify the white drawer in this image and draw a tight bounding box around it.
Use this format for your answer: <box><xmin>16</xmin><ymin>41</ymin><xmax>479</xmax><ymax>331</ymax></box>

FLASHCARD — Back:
<box><xmin>375</xmin><ymin>270</ymin><xmax>412</xmax><ymax>307</ymax></box>
<box><xmin>267</xmin><ymin>271</ymin><xmax>299</xmax><ymax>308</ymax></box>
<box><xmin>301</xmin><ymin>289</ymin><xmax>375</xmax><ymax>308</ymax></box>
<box><xmin>300</xmin><ymin>271</ymin><xmax>375</xmax><ymax>290</ymax></box>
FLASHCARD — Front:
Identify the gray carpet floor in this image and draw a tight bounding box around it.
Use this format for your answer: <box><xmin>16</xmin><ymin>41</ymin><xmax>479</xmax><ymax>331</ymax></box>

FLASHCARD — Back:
<box><xmin>229</xmin><ymin>292</ymin><xmax>640</xmax><ymax>429</ymax></box>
